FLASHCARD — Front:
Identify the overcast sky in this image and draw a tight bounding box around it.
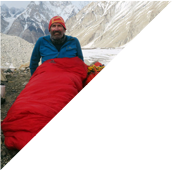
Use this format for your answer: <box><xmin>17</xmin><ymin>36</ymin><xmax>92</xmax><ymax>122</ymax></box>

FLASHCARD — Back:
<box><xmin>1</xmin><ymin>1</ymin><xmax>30</xmax><ymax>8</ymax></box>
<box><xmin>0</xmin><ymin>0</ymin><xmax>80</xmax><ymax>8</ymax></box>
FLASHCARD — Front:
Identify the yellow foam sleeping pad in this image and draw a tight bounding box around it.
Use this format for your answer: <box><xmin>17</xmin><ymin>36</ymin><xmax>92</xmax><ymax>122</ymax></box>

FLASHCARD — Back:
<box><xmin>87</xmin><ymin>65</ymin><xmax>105</xmax><ymax>74</ymax></box>
<box><xmin>88</xmin><ymin>65</ymin><xmax>115</xmax><ymax>80</ymax></box>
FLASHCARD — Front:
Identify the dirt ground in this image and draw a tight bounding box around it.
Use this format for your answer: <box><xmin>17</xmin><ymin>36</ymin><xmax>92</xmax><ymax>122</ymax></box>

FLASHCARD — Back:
<box><xmin>0</xmin><ymin>70</ymin><xmax>146</xmax><ymax>170</ymax></box>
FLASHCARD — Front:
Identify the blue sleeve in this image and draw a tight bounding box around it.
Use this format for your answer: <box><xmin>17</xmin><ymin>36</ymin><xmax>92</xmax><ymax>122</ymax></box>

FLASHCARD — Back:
<box><xmin>30</xmin><ymin>38</ymin><xmax>41</xmax><ymax>76</ymax></box>
<box><xmin>75</xmin><ymin>38</ymin><xmax>84</xmax><ymax>61</ymax></box>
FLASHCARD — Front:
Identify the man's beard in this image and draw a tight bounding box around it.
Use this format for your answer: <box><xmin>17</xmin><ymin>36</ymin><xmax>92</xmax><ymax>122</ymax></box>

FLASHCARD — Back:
<box><xmin>51</xmin><ymin>31</ymin><xmax>63</xmax><ymax>40</ymax></box>
<box><xmin>50</xmin><ymin>32</ymin><xmax>66</xmax><ymax>45</ymax></box>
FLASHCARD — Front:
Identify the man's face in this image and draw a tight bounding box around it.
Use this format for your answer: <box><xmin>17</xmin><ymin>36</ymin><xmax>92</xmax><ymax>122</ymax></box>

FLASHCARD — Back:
<box><xmin>50</xmin><ymin>22</ymin><xmax>66</xmax><ymax>39</ymax></box>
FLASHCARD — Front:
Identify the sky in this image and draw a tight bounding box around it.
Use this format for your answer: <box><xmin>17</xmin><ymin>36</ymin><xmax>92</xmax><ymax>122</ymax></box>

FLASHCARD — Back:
<box><xmin>1</xmin><ymin>1</ymin><xmax>30</xmax><ymax>8</ymax></box>
<box><xmin>1</xmin><ymin>1</ymin><xmax>90</xmax><ymax>9</ymax></box>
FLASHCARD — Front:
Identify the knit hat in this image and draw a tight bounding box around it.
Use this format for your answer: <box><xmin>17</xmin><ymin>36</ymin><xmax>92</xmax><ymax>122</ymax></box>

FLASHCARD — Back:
<box><xmin>49</xmin><ymin>16</ymin><xmax>66</xmax><ymax>31</ymax></box>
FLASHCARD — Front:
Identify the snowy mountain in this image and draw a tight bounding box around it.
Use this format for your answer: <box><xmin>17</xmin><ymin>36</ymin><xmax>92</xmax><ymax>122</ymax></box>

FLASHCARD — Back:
<box><xmin>1</xmin><ymin>4</ymin><xmax>24</xmax><ymax>33</ymax></box>
<box><xmin>1</xmin><ymin>4</ymin><xmax>24</xmax><ymax>24</ymax></box>
<box><xmin>2</xmin><ymin>1</ymin><xmax>90</xmax><ymax>44</ymax></box>
<box><xmin>71</xmin><ymin>1</ymin><xmax>90</xmax><ymax>10</ymax></box>
<box><xmin>65</xmin><ymin>1</ymin><xmax>170</xmax><ymax>48</ymax></box>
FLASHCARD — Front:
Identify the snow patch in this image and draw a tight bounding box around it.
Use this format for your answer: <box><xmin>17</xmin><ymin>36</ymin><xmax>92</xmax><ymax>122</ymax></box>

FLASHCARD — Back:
<box><xmin>34</xmin><ymin>1</ymin><xmax>40</xmax><ymax>5</ymax></box>
<box><xmin>82</xmin><ymin>49</ymin><xmax>146</xmax><ymax>69</ymax></box>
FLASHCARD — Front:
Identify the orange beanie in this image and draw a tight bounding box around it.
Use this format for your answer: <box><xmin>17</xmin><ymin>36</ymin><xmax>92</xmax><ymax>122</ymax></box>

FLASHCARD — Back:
<box><xmin>49</xmin><ymin>16</ymin><xmax>66</xmax><ymax>31</ymax></box>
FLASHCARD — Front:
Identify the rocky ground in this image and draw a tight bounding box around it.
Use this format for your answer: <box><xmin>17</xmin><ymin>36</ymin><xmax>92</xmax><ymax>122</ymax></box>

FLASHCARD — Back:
<box><xmin>0</xmin><ymin>68</ymin><xmax>146</xmax><ymax>170</ymax></box>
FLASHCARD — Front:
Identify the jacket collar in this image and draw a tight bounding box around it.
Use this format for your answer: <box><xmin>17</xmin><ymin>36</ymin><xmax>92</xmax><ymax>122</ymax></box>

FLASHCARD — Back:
<box><xmin>44</xmin><ymin>35</ymin><xmax>73</xmax><ymax>41</ymax></box>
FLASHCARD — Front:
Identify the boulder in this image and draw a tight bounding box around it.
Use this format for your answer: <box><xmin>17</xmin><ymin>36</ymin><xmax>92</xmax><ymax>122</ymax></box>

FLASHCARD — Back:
<box><xmin>19</xmin><ymin>62</ymin><xmax>30</xmax><ymax>70</ymax></box>
<box><xmin>0</xmin><ymin>69</ymin><xmax>7</xmax><ymax>82</ymax></box>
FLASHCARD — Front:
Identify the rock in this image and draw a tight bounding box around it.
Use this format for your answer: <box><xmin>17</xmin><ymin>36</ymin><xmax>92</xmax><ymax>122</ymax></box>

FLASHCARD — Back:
<box><xmin>1</xmin><ymin>98</ymin><xmax>6</xmax><ymax>104</ymax></box>
<box><xmin>19</xmin><ymin>62</ymin><xmax>30</xmax><ymax>69</ymax></box>
<box><xmin>2</xmin><ymin>150</ymin><xmax>7</xmax><ymax>157</ymax></box>
<box><xmin>74</xmin><ymin>166</ymin><xmax>86</xmax><ymax>170</ymax></box>
<box><xmin>109</xmin><ymin>165</ymin><xmax>116</xmax><ymax>170</ymax></box>
<box><xmin>126</xmin><ymin>112</ymin><xmax>133</xmax><ymax>118</ymax></box>
<box><xmin>20</xmin><ymin>67</ymin><xmax>25</xmax><ymax>71</ymax></box>
<box><xmin>126</xmin><ymin>121</ymin><xmax>141</xmax><ymax>128</ymax></box>
<box><xmin>5</xmin><ymin>69</ymin><xmax>13</xmax><ymax>73</ymax></box>
<box><xmin>1</xmin><ymin>134</ymin><xmax>5</xmax><ymax>142</ymax></box>
<box><xmin>81</xmin><ymin>159</ymin><xmax>91</xmax><ymax>168</ymax></box>
<box><xmin>23</xmin><ymin>82</ymin><xmax>28</xmax><ymax>86</ymax></box>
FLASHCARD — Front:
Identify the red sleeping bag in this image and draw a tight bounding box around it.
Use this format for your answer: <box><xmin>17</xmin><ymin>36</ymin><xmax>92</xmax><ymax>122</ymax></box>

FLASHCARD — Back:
<box><xmin>1</xmin><ymin>57</ymin><xmax>88</xmax><ymax>150</ymax></box>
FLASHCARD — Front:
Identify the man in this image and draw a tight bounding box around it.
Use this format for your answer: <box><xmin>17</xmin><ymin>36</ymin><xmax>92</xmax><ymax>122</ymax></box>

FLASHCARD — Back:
<box><xmin>30</xmin><ymin>16</ymin><xmax>84</xmax><ymax>76</ymax></box>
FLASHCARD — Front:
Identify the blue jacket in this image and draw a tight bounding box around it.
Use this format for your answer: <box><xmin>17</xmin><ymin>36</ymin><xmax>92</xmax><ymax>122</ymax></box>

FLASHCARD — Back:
<box><xmin>30</xmin><ymin>35</ymin><xmax>83</xmax><ymax>75</ymax></box>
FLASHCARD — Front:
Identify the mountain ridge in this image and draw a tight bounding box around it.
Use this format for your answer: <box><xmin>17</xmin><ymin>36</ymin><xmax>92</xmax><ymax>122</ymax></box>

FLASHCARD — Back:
<box><xmin>1</xmin><ymin>1</ymin><xmax>90</xmax><ymax>44</ymax></box>
<box><xmin>66</xmin><ymin>1</ymin><xmax>170</xmax><ymax>48</ymax></box>
<box><xmin>6</xmin><ymin>1</ymin><xmax>80</xmax><ymax>43</ymax></box>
